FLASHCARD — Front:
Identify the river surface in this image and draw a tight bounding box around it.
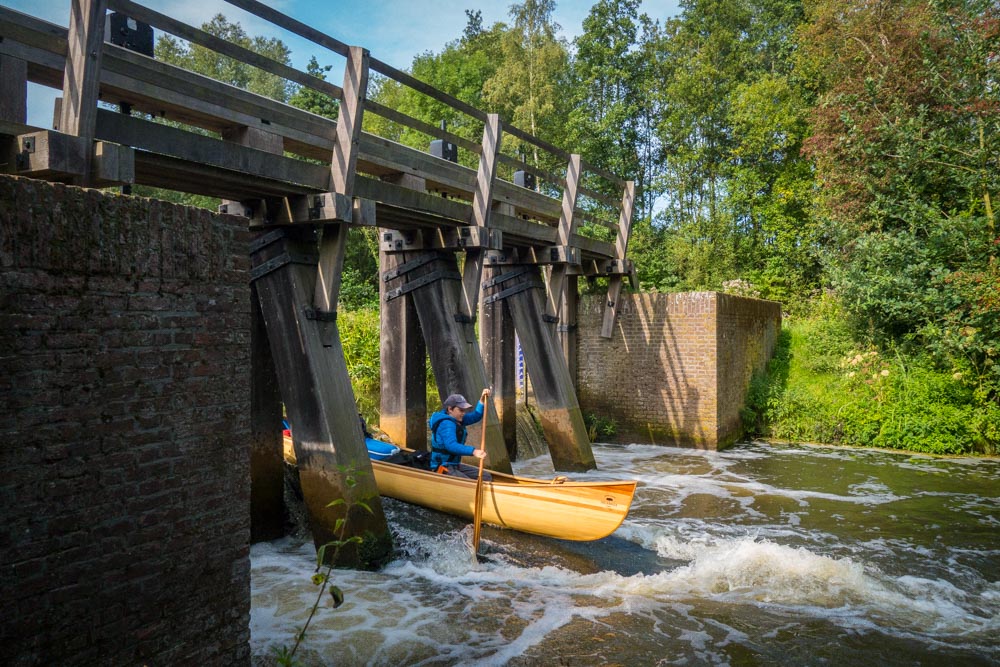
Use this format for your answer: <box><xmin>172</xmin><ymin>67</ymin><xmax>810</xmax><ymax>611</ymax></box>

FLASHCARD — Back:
<box><xmin>249</xmin><ymin>442</ymin><xmax>1000</xmax><ymax>666</ymax></box>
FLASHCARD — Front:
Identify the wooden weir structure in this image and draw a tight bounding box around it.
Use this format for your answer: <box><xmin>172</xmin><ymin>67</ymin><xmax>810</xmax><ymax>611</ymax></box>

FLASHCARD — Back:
<box><xmin>0</xmin><ymin>0</ymin><xmax>638</xmax><ymax>564</ymax></box>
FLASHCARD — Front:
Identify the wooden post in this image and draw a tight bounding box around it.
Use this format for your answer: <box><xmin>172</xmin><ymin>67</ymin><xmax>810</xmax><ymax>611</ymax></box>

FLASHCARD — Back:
<box><xmin>316</xmin><ymin>45</ymin><xmax>368</xmax><ymax>313</ymax></box>
<box><xmin>559</xmin><ymin>275</ymin><xmax>579</xmax><ymax>387</ymax></box>
<box><xmin>382</xmin><ymin>236</ymin><xmax>512</xmax><ymax>473</ymax></box>
<box><xmin>0</xmin><ymin>55</ymin><xmax>27</xmax><ymax>123</ymax></box>
<box><xmin>486</xmin><ymin>265</ymin><xmax>596</xmax><ymax>472</ymax></box>
<box><xmin>458</xmin><ymin>113</ymin><xmax>501</xmax><ymax>326</ymax></box>
<box><xmin>545</xmin><ymin>153</ymin><xmax>582</xmax><ymax>319</ymax></box>
<box><xmin>220</xmin><ymin>125</ymin><xmax>286</xmax><ymax>544</ymax></box>
<box><xmin>480</xmin><ymin>261</ymin><xmax>518</xmax><ymax>461</ymax></box>
<box><xmin>252</xmin><ymin>227</ymin><xmax>391</xmax><ymax>567</ymax></box>
<box><xmin>249</xmin><ymin>284</ymin><xmax>285</xmax><ymax>542</ymax></box>
<box><xmin>601</xmin><ymin>180</ymin><xmax>636</xmax><ymax>339</ymax></box>
<box><xmin>60</xmin><ymin>0</ymin><xmax>108</xmax><ymax>184</ymax></box>
<box><xmin>379</xmin><ymin>173</ymin><xmax>428</xmax><ymax>450</ymax></box>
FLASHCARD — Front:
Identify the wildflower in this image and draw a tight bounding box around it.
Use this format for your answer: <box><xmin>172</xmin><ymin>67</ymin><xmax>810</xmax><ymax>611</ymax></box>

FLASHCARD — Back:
<box><xmin>880</xmin><ymin>369</ymin><xmax>889</xmax><ymax>377</ymax></box>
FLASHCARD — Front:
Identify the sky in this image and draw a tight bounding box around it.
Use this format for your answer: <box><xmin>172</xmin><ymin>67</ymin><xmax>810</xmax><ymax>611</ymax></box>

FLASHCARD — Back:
<box><xmin>2</xmin><ymin>0</ymin><xmax>680</xmax><ymax>127</ymax></box>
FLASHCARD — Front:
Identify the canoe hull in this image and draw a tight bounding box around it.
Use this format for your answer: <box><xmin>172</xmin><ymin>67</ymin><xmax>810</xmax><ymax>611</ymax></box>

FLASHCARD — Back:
<box><xmin>282</xmin><ymin>436</ymin><xmax>636</xmax><ymax>541</ymax></box>
<box><xmin>372</xmin><ymin>460</ymin><xmax>636</xmax><ymax>542</ymax></box>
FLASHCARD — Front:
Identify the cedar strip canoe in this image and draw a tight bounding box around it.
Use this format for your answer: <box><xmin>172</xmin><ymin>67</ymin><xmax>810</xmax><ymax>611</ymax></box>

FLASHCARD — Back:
<box><xmin>283</xmin><ymin>436</ymin><xmax>637</xmax><ymax>541</ymax></box>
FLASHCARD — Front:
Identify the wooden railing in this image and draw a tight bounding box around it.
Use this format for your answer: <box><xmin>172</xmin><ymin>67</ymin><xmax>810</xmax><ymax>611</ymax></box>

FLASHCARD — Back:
<box><xmin>0</xmin><ymin>0</ymin><xmax>636</xmax><ymax>279</ymax></box>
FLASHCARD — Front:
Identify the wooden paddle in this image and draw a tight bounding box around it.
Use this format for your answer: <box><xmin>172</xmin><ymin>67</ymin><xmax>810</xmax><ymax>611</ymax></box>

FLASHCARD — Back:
<box><xmin>472</xmin><ymin>387</ymin><xmax>490</xmax><ymax>557</ymax></box>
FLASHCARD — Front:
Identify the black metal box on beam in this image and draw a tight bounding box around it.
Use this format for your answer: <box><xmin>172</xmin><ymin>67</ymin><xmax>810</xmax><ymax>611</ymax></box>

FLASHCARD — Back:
<box><xmin>514</xmin><ymin>170</ymin><xmax>536</xmax><ymax>191</ymax></box>
<box><xmin>430</xmin><ymin>138</ymin><xmax>458</xmax><ymax>163</ymax></box>
<box><xmin>104</xmin><ymin>13</ymin><xmax>154</xmax><ymax>57</ymax></box>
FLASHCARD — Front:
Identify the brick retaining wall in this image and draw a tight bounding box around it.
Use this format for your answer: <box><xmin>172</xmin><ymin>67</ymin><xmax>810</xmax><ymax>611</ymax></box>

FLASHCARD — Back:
<box><xmin>577</xmin><ymin>292</ymin><xmax>781</xmax><ymax>449</ymax></box>
<box><xmin>0</xmin><ymin>176</ymin><xmax>253</xmax><ymax>664</ymax></box>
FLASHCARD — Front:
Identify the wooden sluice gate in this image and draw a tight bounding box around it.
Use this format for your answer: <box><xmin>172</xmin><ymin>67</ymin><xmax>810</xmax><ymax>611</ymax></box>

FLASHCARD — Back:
<box><xmin>0</xmin><ymin>0</ymin><xmax>637</xmax><ymax>563</ymax></box>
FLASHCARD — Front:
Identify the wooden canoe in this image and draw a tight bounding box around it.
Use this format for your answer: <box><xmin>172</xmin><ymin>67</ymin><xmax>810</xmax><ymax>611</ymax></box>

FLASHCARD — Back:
<box><xmin>283</xmin><ymin>437</ymin><xmax>637</xmax><ymax>542</ymax></box>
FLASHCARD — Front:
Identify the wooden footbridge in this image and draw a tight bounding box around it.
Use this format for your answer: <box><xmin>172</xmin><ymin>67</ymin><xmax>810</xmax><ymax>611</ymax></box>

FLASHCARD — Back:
<box><xmin>0</xmin><ymin>0</ymin><xmax>637</xmax><ymax>564</ymax></box>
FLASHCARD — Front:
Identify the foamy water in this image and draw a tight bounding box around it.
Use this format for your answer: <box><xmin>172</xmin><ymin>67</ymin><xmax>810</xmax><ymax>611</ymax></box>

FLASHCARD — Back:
<box><xmin>251</xmin><ymin>442</ymin><xmax>1000</xmax><ymax>666</ymax></box>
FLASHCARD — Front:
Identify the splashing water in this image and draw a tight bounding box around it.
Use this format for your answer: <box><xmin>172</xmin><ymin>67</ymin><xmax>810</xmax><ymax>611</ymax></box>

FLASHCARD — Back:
<box><xmin>251</xmin><ymin>442</ymin><xmax>1000</xmax><ymax>666</ymax></box>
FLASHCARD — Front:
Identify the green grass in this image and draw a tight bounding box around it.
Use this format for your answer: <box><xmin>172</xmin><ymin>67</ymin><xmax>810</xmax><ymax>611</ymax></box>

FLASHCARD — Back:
<box><xmin>745</xmin><ymin>303</ymin><xmax>1000</xmax><ymax>456</ymax></box>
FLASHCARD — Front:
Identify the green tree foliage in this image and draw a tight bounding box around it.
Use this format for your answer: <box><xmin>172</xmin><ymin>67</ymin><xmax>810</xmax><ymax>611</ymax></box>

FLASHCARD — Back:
<box><xmin>799</xmin><ymin>0</ymin><xmax>1000</xmax><ymax>398</ymax></box>
<box><xmin>482</xmin><ymin>0</ymin><xmax>572</xmax><ymax>169</ymax></box>
<box><xmin>626</xmin><ymin>0</ymin><xmax>818</xmax><ymax>299</ymax></box>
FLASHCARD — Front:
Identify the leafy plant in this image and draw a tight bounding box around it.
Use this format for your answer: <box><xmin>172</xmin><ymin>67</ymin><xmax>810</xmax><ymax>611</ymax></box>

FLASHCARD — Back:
<box><xmin>273</xmin><ymin>466</ymin><xmax>374</xmax><ymax>666</ymax></box>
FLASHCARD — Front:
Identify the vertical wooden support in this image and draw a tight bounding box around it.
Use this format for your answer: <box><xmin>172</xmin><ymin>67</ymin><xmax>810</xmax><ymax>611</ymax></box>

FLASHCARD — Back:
<box><xmin>252</xmin><ymin>228</ymin><xmax>391</xmax><ymax>567</ymax></box>
<box><xmin>221</xmin><ymin>125</ymin><xmax>286</xmax><ymax>543</ymax></box>
<box><xmin>379</xmin><ymin>173</ymin><xmax>428</xmax><ymax>450</ymax></box>
<box><xmin>487</xmin><ymin>267</ymin><xmax>596</xmax><ymax>472</ymax></box>
<box><xmin>480</xmin><ymin>262</ymin><xmax>518</xmax><ymax>461</ymax></box>
<box><xmin>546</xmin><ymin>153</ymin><xmax>582</xmax><ymax>318</ymax></box>
<box><xmin>459</xmin><ymin>113</ymin><xmax>501</xmax><ymax>325</ymax></box>
<box><xmin>559</xmin><ymin>275</ymin><xmax>579</xmax><ymax>387</ymax></box>
<box><xmin>601</xmin><ymin>180</ymin><xmax>636</xmax><ymax>339</ymax></box>
<box><xmin>249</xmin><ymin>284</ymin><xmax>284</xmax><ymax>542</ymax></box>
<box><xmin>316</xmin><ymin>45</ymin><xmax>368</xmax><ymax>313</ymax></box>
<box><xmin>0</xmin><ymin>55</ymin><xmax>28</xmax><ymax>123</ymax></box>
<box><xmin>60</xmin><ymin>0</ymin><xmax>108</xmax><ymax>184</ymax></box>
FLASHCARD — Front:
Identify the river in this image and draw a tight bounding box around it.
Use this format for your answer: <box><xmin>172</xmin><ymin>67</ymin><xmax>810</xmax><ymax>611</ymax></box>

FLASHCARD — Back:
<box><xmin>249</xmin><ymin>442</ymin><xmax>1000</xmax><ymax>666</ymax></box>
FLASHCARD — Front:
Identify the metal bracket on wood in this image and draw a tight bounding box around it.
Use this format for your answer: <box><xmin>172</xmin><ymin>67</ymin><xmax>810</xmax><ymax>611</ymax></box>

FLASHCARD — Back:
<box><xmin>556</xmin><ymin>323</ymin><xmax>578</xmax><ymax>332</ymax></box>
<box><xmin>382</xmin><ymin>252</ymin><xmax>444</xmax><ymax>282</ymax></box>
<box><xmin>249</xmin><ymin>250</ymin><xmax>319</xmax><ymax>282</ymax></box>
<box><xmin>248</xmin><ymin>227</ymin><xmax>288</xmax><ymax>254</ymax></box>
<box><xmin>453</xmin><ymin>313</ymin><xmax>475</xmax><ymax>324</ymax></box>
<box><xmin>383</xmin><ymin>268</ymin><xmax>461</xmax><ymax>302</ymax></box>
<box><xmin>482</xmin><ymin>280</ymin><xmax>543</xmax><ymax>305</ymax></box>
<box><xmin>541</xmin><ymin>314</ymin><xmax>559</xmax><ymax>324</ymax></box>
<box><xmin>482</xmin><ymin>265</ymin><xmax>532</xmax><ymax>289</ymax></box>
<box><xmin>599</xmin><ymin>258</ymin><xmax>633</xmax><ymax>275</ymax></box>
<box><xmin>303</xmin><ymin>307</ymin><xmax>337</xmax><ymax>322</ymax></box>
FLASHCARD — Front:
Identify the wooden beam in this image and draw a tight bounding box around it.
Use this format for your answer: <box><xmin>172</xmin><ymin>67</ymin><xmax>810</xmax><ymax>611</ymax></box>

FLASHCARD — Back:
<box><xmin>315</xmin><ymin>45</ymin><xmax>369</xmax><ymax>314</ymax></box>
<box><xmin>459</xmin><ymin>113</ymin><xmax>501</xmax><ymax>323</ymax></box>
<box><xmin>0</xmin><ymin>55</ymin><xmax>28</xmax><ymax>123</ymax></box>
<box><xmin>601</xmin><ymin>180</ymin><xmax>636</xmax><ymax>339</ymax></box>
<box><xmin>251</xmin><ymin>227</ymin><xmax>391</xmax><ymax>566</ymax></box>
<box><xmin>59</xmin><ymin>0</ymin><xmax>107</xmax><ymax>183</ymax></box>
<box><xmin>484</xmin><ymin>265</ymin><xmax>595</xmax><ymax>471</ymax></box>
<box><xmin>546</xmin><ymin>153</ymin><xmax>582</xmax><ymax>319</ymax></box>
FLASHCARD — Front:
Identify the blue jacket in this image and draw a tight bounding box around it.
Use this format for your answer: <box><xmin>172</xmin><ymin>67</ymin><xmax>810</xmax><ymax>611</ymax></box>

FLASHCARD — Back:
<box><xmin>428</xmin><ymin>401</ymin><xmax>484</xmax><ymax>470</ymax></box>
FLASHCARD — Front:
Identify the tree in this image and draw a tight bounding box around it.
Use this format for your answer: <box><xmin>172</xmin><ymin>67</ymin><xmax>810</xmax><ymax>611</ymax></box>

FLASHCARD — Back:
<box><xmin>482</xmin><ymin>0</ymin><xmax>572</xmax><ymax>167</ymax></box>
<box><xmin>799</xmin><ymin>0</ymin><xmax>1000</xmax><ymax>396</ymax></box>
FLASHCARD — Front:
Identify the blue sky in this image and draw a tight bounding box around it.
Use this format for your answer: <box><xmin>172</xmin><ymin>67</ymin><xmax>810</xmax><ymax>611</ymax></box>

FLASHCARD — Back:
<box><xmin>2</xmin><ymin>0</ymin><xmax>680</xmax><ymax>127</ymax></box>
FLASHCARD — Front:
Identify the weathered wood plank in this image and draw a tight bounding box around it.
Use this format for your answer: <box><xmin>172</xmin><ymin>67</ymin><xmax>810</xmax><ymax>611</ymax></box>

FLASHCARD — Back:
<box><xmin>379</xmin><ymin>174</ymin><xmax>429</xmax><ymax>450</ymax></box>
<box><xmin>59</xmin><ymin>0</ymin><xmax>107</xmax><ymax>184</ymax></box>
<box><xmin>486</xmin><ymin>266</ymin><xmax>595</xmax><ymax>472</ymax></box>
<box><xmin>459</xmin><ymin>113</ymin><xmax>501</xmax><ymax>322</ymax></box>
<box><xmin>601</xmin><ymin>180</ymin><xmax>636</xmax><ymax>338</ymax></box>
<box><xmin>251</xmin><ymin>227</ymin><xmax>391</xmax><ymax>566</ymax></box>
<box><xmin>546</xmin><ymin>153</ymin><xmax>582</xmax><ymax>319</ymax></box>
<box><xmin>110</xmin><ymin>0</ymin><xmax>345</xmax><ymax>102</ymax></box>
<box><xmin>0</xmin><ymin>55</ymin><xmax>27</xmax><ymax>123</ymax></box>
<box><xmin>315</xmin><ymin>45</ymin><xmax>368</xmax><ymax>313</ymax></box>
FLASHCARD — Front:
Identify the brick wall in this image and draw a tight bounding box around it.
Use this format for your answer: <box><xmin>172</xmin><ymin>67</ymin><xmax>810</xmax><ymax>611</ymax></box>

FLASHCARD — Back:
<box><xmin>577</xmin><ymin>292</ymin><xmax>780</xmax><ymax>449</ymax></box>
<box><xmin>0</xmin><ymin>176</ymin><xmax>253</xmax><ymax>664</ymax></box>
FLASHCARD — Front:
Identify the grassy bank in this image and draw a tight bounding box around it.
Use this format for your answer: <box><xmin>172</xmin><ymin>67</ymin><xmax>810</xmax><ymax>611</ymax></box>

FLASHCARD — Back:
<box><xmin>742</xmin><ymin>301</ymin><xmax>1000</xmax><ymax>456</ymax></box>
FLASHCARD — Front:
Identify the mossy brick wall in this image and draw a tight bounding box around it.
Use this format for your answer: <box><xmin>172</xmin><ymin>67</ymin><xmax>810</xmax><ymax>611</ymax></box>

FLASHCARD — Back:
<box><xmin>577</xmin><ymin>292</ymin><xmax>780</xmax><ymax>449</ymax></box>
<box><xmin>0</xmin><ymin>175</ymin><xmax>253</xmax><ymax>665</ymax></box>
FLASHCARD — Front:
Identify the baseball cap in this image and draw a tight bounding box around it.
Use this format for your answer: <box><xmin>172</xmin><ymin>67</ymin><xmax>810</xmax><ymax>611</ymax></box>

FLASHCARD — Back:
<box><xmin>443</xmin><ymin>394</ymin><xmax>473</xmax><ymax>410</ymax></box>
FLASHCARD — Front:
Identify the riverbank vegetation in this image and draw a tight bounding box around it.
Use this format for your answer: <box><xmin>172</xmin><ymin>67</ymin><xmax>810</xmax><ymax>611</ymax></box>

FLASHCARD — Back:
<box><xmin>148</xmin><ymin>0</ymin><xmax>997</xmax><ymax>454</ymax></box>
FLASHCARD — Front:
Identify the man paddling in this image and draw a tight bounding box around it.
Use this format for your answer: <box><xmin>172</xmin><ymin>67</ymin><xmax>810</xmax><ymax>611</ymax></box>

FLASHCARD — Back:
<box><xmin>429</xmin><ymin>389</ymin><xmax>492</xmax><ymax>480</ymax></box>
